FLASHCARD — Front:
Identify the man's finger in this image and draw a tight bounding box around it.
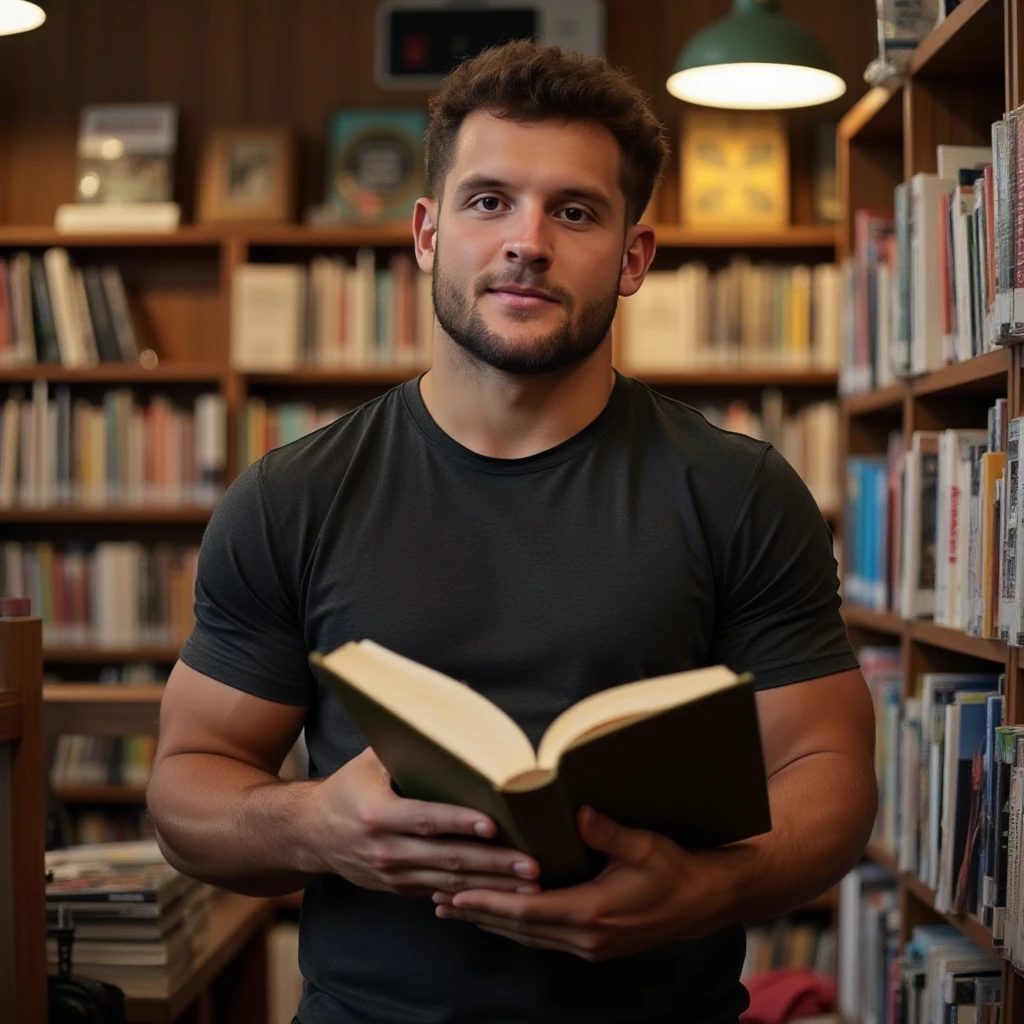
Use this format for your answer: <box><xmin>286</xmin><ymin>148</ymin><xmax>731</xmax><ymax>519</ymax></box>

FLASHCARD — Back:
<box><xmin>364</xmin><ymin>794</ymin><xmax>497</xmax><ymax>840</ymax></box>
<box><xmin>399</xmin><ymin>870</ymin><xmax>540</xmax><ymax>894</ymax></box>
<box><xmin>386</xmin><ymin>837</ymin><xmax>539</xmax><ymax>879</ymax></box>
<box><xmin>437</xmin><ymin>904</ymin><xmax>589</xmax><ymax>949</ymax></box>
<box><xmin>577</xmin><ymin>805</ymin><xmax>650</xmax><ymax>861</ymax></box>
<box><xmin>449</xmin><ymin>885</ymin><xmax>595</xmax><ymax>924</ymax></box>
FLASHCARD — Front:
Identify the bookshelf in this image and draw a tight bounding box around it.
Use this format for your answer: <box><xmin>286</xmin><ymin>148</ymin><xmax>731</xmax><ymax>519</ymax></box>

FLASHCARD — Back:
<box><xmin>0</xmin><ymin>615</ymin><xmax>47</xmax><ymax>1023</ymax></box>
<box><xmin>836</xmin><ymin>0</ymin><xmax>1024</xmax><ymax>1014</ymax></box>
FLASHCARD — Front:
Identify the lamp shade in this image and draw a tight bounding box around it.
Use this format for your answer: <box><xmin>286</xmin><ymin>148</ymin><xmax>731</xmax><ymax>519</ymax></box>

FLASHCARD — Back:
<box><xmin>667</xmin><ymin>0</ymin><xmax>845</xmax><ymax>110</ymax></box>
<box><xmin>0</xmin><ymin>0</ymin><xmax>45</xmax><ymax>36</ymax></box>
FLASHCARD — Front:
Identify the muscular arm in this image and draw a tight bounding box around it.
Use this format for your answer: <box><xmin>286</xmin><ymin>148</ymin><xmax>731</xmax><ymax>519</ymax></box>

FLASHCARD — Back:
<box><xmin>148</xmin><ymin>661</ymin><xmax>539</xmax><ymax>899</ymax></box>
<box><xmin>701</xmin><ymin>667</ymin><xmax>877</xmax><ymax>925</ymax></box>
<box><xmin>147</xmin><ymin>660</ymin><xmax>319</xmax><ymax>896</ymax></box>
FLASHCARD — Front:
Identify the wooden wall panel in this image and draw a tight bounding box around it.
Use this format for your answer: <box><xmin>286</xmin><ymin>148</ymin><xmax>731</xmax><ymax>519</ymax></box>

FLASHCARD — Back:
<box><xmin>0</xmin><ymin>0</ymin><xmax>877</xmax><ymax>226</ymax></box>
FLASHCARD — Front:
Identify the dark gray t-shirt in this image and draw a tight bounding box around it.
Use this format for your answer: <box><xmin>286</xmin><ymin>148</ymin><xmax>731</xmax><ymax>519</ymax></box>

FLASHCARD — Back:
<box><xmin>179</xmin><ymin>372</ymin><xmax>858</xmax><ymax>1024</ymax></box>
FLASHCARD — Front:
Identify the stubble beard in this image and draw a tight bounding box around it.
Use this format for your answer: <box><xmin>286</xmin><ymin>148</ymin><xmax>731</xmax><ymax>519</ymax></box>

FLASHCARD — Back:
<box><xmin>431</xmin><ymin>245</ymin><xmax>620</xmax><ymax>376</ymax></box>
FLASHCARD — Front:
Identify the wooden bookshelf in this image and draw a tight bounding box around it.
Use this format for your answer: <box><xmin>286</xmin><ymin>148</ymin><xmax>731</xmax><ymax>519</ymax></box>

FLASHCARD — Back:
<box><xmin>52</xmin><ymin>782</ymin><xmax>148</xmax><ymax>804</ymax></box>
<box><xmin>42</xmin><ymin>645</ymin><xmax>181</xmax><ymax>663</ymax></box>
<box><xmin>0</xmin><ymin>362</ymin><xmax>225</xmax><ymax>385</ymax></box>
<box><xmin>618</xmin><ymin>368</ymin><xmax>838</xmax><ymax>388</ymax></box>
<box><xmin>837</xmin><ymin>4</ymin><xmax>1024</xmax><ymax>1013</ymax></box>
<box><xmin>0</xmin><ymin>691</ymin><xmax>22</xmax><ymax>744</ymax></box>
<box><xmin>0</xmin><ymin>506</ymin><xmax>213</xmax><ymax>524</ymax></box>
<box><xmin>43</xmin><ymin>683</ymin><xmax>162</xmax><ymax>736</ymax></box>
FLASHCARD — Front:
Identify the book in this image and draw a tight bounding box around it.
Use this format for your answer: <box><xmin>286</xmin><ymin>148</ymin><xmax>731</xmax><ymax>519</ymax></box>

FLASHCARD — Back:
<box><xmin>75</xmin><ymin>104</ymin><xmax>178</xmax><ymax>205</ymax></box>
<box><xmin>310</xmin><ymin>639</ymin><xmax>772</xmax><ymax>887</ymax></box>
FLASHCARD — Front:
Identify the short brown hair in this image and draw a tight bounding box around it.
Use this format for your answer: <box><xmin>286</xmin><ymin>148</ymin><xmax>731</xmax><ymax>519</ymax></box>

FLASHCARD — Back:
<box><xmin>425</xmin><ymin>40</ymin><xmax>669</xmax><ymax>224</ymax></box>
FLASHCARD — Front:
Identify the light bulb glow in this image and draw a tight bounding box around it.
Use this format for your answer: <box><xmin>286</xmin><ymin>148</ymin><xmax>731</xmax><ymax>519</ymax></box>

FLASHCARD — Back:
<box><xmin>667</xmin><ymin>62</ymin><xmax>845</xmax><ymax>110</ymax></box>
<box><xmin>0</xmin><ymin>0</ymin><xmax>45</xmax><ymax>36</ymax></box>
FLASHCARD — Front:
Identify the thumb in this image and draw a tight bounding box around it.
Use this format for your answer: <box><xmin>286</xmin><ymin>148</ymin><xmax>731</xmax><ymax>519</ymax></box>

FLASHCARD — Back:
<box><xmin>577</xmin><ymin>806</ymin><xmax>647</xmax><ymax>860</ymax></box>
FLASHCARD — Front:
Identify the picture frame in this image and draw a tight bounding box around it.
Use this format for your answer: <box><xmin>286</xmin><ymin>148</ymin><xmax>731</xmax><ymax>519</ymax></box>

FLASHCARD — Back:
<box><xmin>197</xmin><ymin>127</ymin><xmax>296</xmax><ymax>224</ymax></box>
<box><xmin>325</xmin><ymin>108</ymin><xmax>427</xmax><ymax>223</ymax></box>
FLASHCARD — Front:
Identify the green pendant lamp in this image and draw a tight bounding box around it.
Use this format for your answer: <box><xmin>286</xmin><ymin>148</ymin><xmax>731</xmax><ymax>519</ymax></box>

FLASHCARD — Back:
<box><xmin>0</xmin><ymin>0</ymin><xmax>45</xmax><ymax>35</ymax></box>
<box><xmin>667</xmin><ymin>0</ymin><xmax>845</xmax><ymax>110</ymax></box>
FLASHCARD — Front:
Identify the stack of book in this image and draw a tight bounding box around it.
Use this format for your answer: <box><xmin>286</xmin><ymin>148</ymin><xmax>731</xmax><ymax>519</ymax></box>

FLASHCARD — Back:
<box><xmin>619</xmin><ymin>259</ymin><xmax>842</xmax><ymax>372</ymax></box>
<box><xmin>0</xmin><ymin>382</ymin><xmax>227</xmax><ymax>507</ymax></box>
<box><xmin>231</xmin><ymin>252</ymin><xmax>433</xmax><ymax>371</ymax></box>
<box><xmin>45</xmin><ymin>841</ymin><xmax>212</xmax><ymax>998</ymax></box>
<box><xmin>841</xmin><ymin>136</ymin><xmax>1014</xmax><ymax>393</ymax></box>
<box><xmin>843</xmin><ymin>399</ymin><xmax>1021</xmax><ymax>641</ymax></box>
<box><xmin>0</xmin><ymin>250</ymin><xmax>145</xmax><ymax>367</ymax></box>
<box><xmin>1</xmin><ymin>540</ymin><xmax>198</xmax><ymax>648</ymax></box>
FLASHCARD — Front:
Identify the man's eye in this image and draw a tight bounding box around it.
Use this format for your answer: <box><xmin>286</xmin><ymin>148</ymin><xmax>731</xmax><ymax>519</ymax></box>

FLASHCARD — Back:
<box><xmin>560</xmin><ymin>207</ymin><xmax>590</xmax><ymax>223</ymax></box>
<box><xmin>473</xmin><ymin>196</ymin><xmax>504</xmax><ymax>212</ymax></box>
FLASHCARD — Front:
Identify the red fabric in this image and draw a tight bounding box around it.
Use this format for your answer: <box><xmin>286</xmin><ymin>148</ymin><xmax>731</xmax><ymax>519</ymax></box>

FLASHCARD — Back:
<box><xmin>740</xmin><ymin>967</ymin><xmax>836</xmax><ymax>1024</ymax></box>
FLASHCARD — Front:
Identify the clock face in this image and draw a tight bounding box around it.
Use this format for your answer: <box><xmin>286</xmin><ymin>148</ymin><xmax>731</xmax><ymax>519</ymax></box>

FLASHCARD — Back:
<box><xmin>680</xmin><ymin>110</ymin><xmax>789</xmax><ymax>227</ymax></box>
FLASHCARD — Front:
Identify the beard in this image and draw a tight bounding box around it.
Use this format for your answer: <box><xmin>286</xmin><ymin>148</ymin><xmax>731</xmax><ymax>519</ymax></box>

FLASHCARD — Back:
<box><xmin>431</xmin><ymin>249</ymin><xmax>619</xmax><ymax>376</ymax></box>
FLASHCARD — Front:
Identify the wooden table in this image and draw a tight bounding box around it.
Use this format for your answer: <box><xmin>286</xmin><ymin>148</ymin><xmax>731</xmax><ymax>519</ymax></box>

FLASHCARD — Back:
<box><xmin>120</xmin><ymin>892</ymin><xmax>273</xmax><ymax>1024</ymax></box>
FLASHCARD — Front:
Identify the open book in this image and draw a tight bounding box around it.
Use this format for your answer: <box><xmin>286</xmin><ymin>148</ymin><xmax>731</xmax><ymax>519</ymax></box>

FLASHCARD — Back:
<box><xmin>310</xmin><ymin>640</ymin><xmax>772</xmax><ymax>886</ymax></box>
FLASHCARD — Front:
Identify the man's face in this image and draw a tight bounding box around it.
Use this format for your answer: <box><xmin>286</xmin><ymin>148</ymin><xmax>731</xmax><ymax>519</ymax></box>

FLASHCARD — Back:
<box><xmin>429</xmin><ymin>111</ymin><xmax>628</xmax><ymax>375</ymax></box>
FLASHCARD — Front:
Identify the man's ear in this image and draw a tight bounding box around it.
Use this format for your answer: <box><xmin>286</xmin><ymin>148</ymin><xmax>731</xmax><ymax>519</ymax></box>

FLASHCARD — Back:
<box><xmin>413</xmin><ymin>198</ymin><xmax>438</xmax><ymax>273</ymax></box>
<box><xmin>618</xmin><ymin>223</ymin><xmax>657</xmax><ymax>298</ymax></box>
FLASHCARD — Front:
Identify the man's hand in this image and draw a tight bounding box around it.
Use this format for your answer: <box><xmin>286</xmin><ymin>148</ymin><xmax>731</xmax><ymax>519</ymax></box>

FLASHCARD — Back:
<box><xmin>432</xmin><ymin>806</ymin><xmax>726</xmax><ymax>961</ymax></box>
<box><xmin>308</xmin><ymin>748</ymin><xmax>541</xmax><ymax>897</ymax></box>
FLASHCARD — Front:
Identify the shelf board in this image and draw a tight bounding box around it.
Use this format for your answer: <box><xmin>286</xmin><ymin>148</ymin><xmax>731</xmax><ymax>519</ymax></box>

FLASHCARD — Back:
<box><xmin>242</xmin><ymin>222</ymin><xmax>415</xmax><ymax>248</ymax></box>
<box><xmin>628</xmin><ymin>368</ymin><xmax>838</xmax><ymax>387</ymax></box>
<box><xmin>841</xmin><ymin>605</ymin><xmax>904</xmax><ymax>636</ymax></box>
<box><xmin>0</xmin><ymin>505</ymin><xmax>213</xmax><ymax>524</ymax></box>
<box><xmin>839</xmin><ymin>83</ymin><xmax>902</xmax><ymax>142</ymax></box>
<box><xmin>909</xmin><ymin>620</ymin><xmax>1009</xmax><ymax>663</ymax></box>
<box><xmin>0</xmin><ymin>691</ymin><xmax>23</xmax><ymax>743</ymax></box>
<box><xmin>841</xmin><ymin>383</ymin><xmax>905</xmax><ymax>417</ymax></box>
<box><xmin>0</xmin><ymin>362</ymin><xmax>225</xmax><ymax>385</ymax></box>
<box><xmin>911</xmin><ymin>349</ymin><xmax>1012</xmax><ymax>397</ymax></box>
<box><xmin>43</xmin><ymin>683</ymin><xmax>163</xmax><ymax>738</ymax></box>
<box><xmin>52</xmin><ymin>783</ymin><xmax>148</xmax><ymax>804</ymax></box>
<box><xmin>865</xmin><ymin>839</ymin><xmax>900</xmax><ymax>875</ymax></box>
<box><xmin>908</xmin><ymin>0</ymin><xmax>1004</xmax><ymax>78</ymax></box>
<box><xmin>902</xmin><ymin>871</ymin><xmax>993</xmax><ymax>953</ymax></box>
<box><xmin>43</xmin><ymin>645</ymin><xmax>181</xmax><ymax>663</ymax></box>
<box><xmin>649</xmin><ymin>225</ymin><xmax>837</xmax><ymax>249</ymax></box>
<box><xmin>242</xmin><ymin>366</ymin><xmax>425</xmax><ymax>386</ymax></box>
<box><xmin>0</xmin><ymin>225</ymin><xmax>226</xmax><ymax>248</ymax></box>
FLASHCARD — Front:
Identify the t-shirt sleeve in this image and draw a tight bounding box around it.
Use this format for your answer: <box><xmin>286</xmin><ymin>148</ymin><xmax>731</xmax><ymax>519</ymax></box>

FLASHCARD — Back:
<box><xmin>709</xmin><ymin>444</ymin><xmax>860</xmax><ymax>691</ymax></box>
<box><xmin>178</xmin><ymin>458</ymin><xmax>315</xmax><ymax>705</ymax></box>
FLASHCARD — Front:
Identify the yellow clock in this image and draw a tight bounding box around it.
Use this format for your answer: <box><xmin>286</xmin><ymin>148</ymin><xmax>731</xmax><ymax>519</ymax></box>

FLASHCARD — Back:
<box><xmin>680</xmin><ymin>109</ymin><xmax>790</xmax><ymax>228</ymax></box>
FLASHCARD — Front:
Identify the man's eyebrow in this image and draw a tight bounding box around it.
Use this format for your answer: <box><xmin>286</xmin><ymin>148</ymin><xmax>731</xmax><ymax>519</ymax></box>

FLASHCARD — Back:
<box><xmin>452</xmin><ymin>175</ymin><xmax>613</xmax><ymax>211</ymax></box>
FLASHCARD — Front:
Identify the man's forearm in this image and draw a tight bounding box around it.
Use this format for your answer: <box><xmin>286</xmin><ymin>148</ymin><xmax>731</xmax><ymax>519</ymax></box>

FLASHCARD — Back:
<box><xmin>696</xmin><ymin>750</ymin><xmax>877</xmax><ymax>931</ymax></box>
<box><xmin>148</xmin><ymin>752</ymin><xmax>324</xmax><ymax>897</ymax></box>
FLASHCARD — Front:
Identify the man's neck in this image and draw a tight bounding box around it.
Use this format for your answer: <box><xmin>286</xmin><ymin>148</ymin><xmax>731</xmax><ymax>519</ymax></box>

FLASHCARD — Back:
<box><xmin>419</xmin><ymin>333</ymin><xmax>616</xmax><ymax>460</ymax></box>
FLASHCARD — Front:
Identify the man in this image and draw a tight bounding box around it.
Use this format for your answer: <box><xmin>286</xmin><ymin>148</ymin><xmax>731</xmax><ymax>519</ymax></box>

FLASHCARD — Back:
<box><xmin>148</xmin><ymin>40</ymin><xmax>875</xmax><ymax>1024</ymax></box>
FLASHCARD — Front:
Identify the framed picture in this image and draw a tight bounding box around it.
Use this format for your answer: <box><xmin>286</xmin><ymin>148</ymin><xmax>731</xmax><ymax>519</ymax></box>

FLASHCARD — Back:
<box><xmin>679</xmin><ymin>109</ymin><xmax>789</xmax><ymax>229</ymax></box>
<box><xmin>197</xmin><ymin>127</ymin><xmax>296</xmax><ymax>224</ymax></box>
<box><xmin>325</xmin><ymin>108</ymin><xmax>427</xmax><ymax>223</ymax></box>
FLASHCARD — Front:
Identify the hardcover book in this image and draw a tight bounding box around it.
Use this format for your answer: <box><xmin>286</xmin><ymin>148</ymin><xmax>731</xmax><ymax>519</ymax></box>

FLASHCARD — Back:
<box><xmin>311</xmin><ymin>640</ymin><xmax>772</xmax><ymax>887</ymax></box>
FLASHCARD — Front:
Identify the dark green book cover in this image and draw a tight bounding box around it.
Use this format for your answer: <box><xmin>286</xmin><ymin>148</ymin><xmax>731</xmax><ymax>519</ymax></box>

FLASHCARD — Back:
<box><xmin>311</xmin><ymin>645</ymin><xmax>772</xmax><ymax>888</ymax></box>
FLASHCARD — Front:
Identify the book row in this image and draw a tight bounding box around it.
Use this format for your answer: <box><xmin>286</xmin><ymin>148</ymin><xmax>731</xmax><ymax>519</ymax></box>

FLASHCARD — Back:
<box><xmin>844</xmin><ymin>399</ymin><xmax>1021</xmax><ymax>640</ymax></box>
<box><xmin>842</xmin><ymin>136</ymin><xmax>1014</xmax><ymax>394</ymax></box>
<box><xmin>50</xmin><ymin>734</ymin><xmax>156</xmax><ymax>788</ymax></box>
<box><xmin>0</xmin><ymin>382</ymin><xmax>227</xmax><ymax>508</ymax></box>
<box><xmin>0</xmin><ymin>250</ymin><xmax>145</xmax><ymax>368</ymax></box>
<box><xmin>1</xmin><ymin>541</ymin><xmax>198</xmax><ymax>648</ymax></box>
<box><xmin>60</xmin><ymin>809</ymin><xmax>153</xmax><ymax>848</ymax></box>
<box><xmin>863</xmin><ymin>646</ymin><xmax>1004</xmax><ymax>923</ymax></box>
<box><xmin>838</xmin><ymin>863</ymin><xmax>1001</xmax><ymax>1024</ymax></box>
<box><xmin>741</xmin><ymin>917</ymin><xmax>835</xmax><ymax>982</ymax></box>
<box><xmin>618</xmin><ymin>259</ymin><xmax>842</xmax><ymax>373</ymax></box>
<box><xmin>232</xmin><ymin>252</ymin><xmax>432</xmax><ymax>372</ymax></box>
